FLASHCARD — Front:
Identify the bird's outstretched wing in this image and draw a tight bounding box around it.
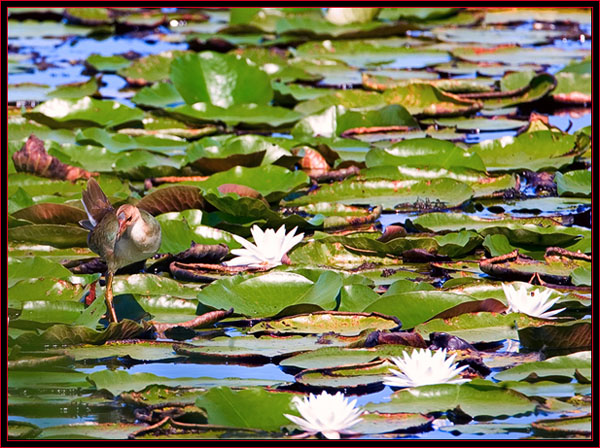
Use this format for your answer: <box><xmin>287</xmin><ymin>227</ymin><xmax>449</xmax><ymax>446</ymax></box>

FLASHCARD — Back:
<box><xmin>81</xmin><ymin>178</ymin><xmax>113</xmax><ymax>228</ymax></box>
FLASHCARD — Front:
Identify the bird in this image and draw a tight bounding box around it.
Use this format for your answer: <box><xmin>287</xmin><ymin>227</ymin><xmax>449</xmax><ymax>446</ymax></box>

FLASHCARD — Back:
<box><xmin>80</xmin><ymin>178</ymin><xmax>161</xmax><ymax>322</ymax></box>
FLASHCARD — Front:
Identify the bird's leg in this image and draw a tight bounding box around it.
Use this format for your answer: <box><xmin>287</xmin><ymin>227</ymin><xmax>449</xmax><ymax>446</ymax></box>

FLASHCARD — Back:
<box><xmin>105</xmin><ymin>271</ymin><xmax>118</xmax><ymax>323</ymax></box>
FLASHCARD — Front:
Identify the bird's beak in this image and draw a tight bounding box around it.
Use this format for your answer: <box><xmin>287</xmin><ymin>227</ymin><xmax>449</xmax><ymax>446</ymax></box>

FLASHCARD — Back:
<box><xmin>117</xmin><ymin>214</ymin><xmax>129</xmax><ymax>239</ymax></box>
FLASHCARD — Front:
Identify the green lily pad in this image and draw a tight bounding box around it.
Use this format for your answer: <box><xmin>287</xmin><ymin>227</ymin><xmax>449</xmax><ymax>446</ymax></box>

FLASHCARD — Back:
<box><xmin>363</xmin><ymin>291</ymin><xmax>491</xmax><ymax>329</ymax></box>
<box><xmin>494</xmin><ymin>351</ymin><xmax>591</xmax><ymax>382</ymax></box>
<box><xmin>353</xmin><ymin>412</ymin><xmax>432</xmax><ymax>435</ymax></box>
<box><xmin>553</xmin><ymin>72</ymin><xmax>591</xmax><ymax>103</ymax></box>
<box><xmin>434</xmin><ymin>61</ymin><xmax>543</xmax><ymax>77</ymax></box>
<box><xmin>280</xmin><ymin>345</ymin><xmax>413</xmax><ymax>370</ymax></box>
<box><xmin>170</xmin><ymin>51</ymin><xmax>273</xmax><ymax>107</ymax></box>
<box><xmin>365</xmin><ymin>138</ymin><xmax>486</xmax><ymax>172</ymax></box>
<box><xmin>295</xmin><ymin>40</ymin><xmax>450</xmax><ymax>68</ymax></box>
<box><xmin>452</xmin><ymin>45</ymin><xmax>589</xmax><ymax>66</ymax></box>
<box><xmin>195</xmin><ymin>387</ymin><xmax>295</xmax><ymax>431</ymax></box>
<box><xmin>410</xmin><ymin>213</ymin><xmax>588</xmax><ymax>248</ymax></box>
<box><xmin>8</xmin><ymin>277</ymin><xmax>87</xmax><ymax>307</ymax></box>
<box><xmin>25</xmin><ymin>97</ymin><xmax>144</xmax><ymax>129</ymax></box>
<box><xmin>531</xmin><ymin>414</ymin><xmax>591</xmax><ymax>437</ymax></box>
<box><xmin>289</xmin><ymin>239</ymin><xmax>404</xmax><ymax>269</ymax></box>
<box><xmin>285</xmin><ymin>177</ymin><xmax>474</xmax><ymax>211</ymax></box>
<box><xmin>196</xmin><ymin>165</ymin><xmax>308</xmax><ymax>202</ymax></box>
<box><xmin>7</xmin><ymin>19</ymin><xmax>92</xmax><ymax>38</ymax></box>
<box><xmin>88</xmin><ymin>370</ymin><xmax>283</xmax><ymax>397</ymax></box>
<box><xmin>37</xmin><ymin>423</ymin><xmax>140</xmax><ymax>440</ymax></box>
<box><xmin>478</xmin><ymin>74</ymin><xmax>557</xmax><ymax>110</ymax></box>
<box><xmin>8</xmin><ymin>224</ymin><xmax>89</xmax><ymax>248</ymax></box>
<box><xmin>8</xmin><ymin>83</ymin><xmax>52</xmax><ymax>103</ymax></box>
<box><xmin>196</xmin><ymin>271</ymin><xmax>342</xmax><ymax>318</ymax></box>
<box><xmin>131</xmin><ymin>81</ymin><xmax>185</xmax><ymax>108</ymax></box>
<box><xmin>57</xmin><ymin>340</ymin><xmax>180</xmax><ymax>362</ymax></box>
<box><xmin>180</xmin><ymin>334</ymin><xmax>350</xmax><ymax>360</ymax></box>
<box><xmin>7</xmin><ymin>421</ymin><xmax>42</xmax><ymax>440</ymax></box>
<box><xmin>46</xmin><ymin>77</ymin><xmax>99</xmax><ymax>100</ymax></box>
<box><xmin>364</xmin><ymin>74</ymin><xmax>494</xmax><ymax>94</ymax></box>
<box><xmin>433</xmin><ymin>27</ymin><xmax>566</xmax><ymax>45</ymax></box>
<box><xmin>555</xmin><ymin>170</ymin><xmax>591</xmax><ymax>197</ymax></box>
<box><xmin>117</xmin><ymin>50</ymin><xmax>189</xmax><ymax>84</ymax></box>
<box><xmin>414</xmin><ymin>312</ymin><xmax>549</xmax><ymax>343</ymax></box>
<box><xmin>570</xmin><ymin>266</ymin><xmax>591</xmax><ymax>287</ymax></box>
<box><xmin>13</xmin><ymin>319</ymin><xmax>153</xmax><ymax>348</ymax></box>
<box><xmin>382</xmin><ymin>83</ymin><xmax>481</xmax><ymax>116</ymax></box>
<box><xmin>156</xmin><ymin>209</ymin><xmax>240</xmax><ymax>254</ymax></box>
<box><xmin>483</xmin><ymin>8</ymin><xmax>591</xmax><ymax>25</ymax></box>
<box><xmin>249</xmin><ymin>311</ymin><xmax>400</xmax><ymax>336</ymax></box>
<box><xmin>76</xmin><ymin>127</ymin><xmax>188</xmax><ymax>156</ymax></box>
<box><xmin>168</xmin><ymin>102</ymin><xmax>302</xmax><ymax>128</ymax></box>
<box><xmin>292</xmin><ymin>104</ymin><xmax>418</xmax><ymax>139</ymax></box>
<box><xmin>420</xmin><ymin>117</ymin><xmax>527</xmax><ymax>131</ymax></box>
<box><xmin>85</xmin><ymin>53</ymin><xmax>131</xmax><ymax>72</ymax></box>
<box><xmin>13</xmin><ymin>300</ymin><xmax>86</xmax><ymax>325</ymax></box>
<box><xmin>368</xmin><ymin>380</ymin><xmax>537</xmax><ymax>418</ymax></box>
<box><xmin>296</xmin><ymin>358</ymin><xmax>394</xmax><ymax>388</ymax></box>
<box><xmin>8</xmin><ymin>368</ymin><xmax>90</xmax><ymax>390</ymax></box>
<box><xmin>112</xmin><ymin>274</ymin><xmax>201</xmax><ymax>299</ymax></box>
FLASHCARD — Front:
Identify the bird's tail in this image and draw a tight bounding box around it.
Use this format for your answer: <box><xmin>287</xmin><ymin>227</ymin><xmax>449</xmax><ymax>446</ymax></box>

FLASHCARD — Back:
<box><xmin>81</xmin><ymin>178</ymin><xmax>113</xmax><ymax>229</ymax></box>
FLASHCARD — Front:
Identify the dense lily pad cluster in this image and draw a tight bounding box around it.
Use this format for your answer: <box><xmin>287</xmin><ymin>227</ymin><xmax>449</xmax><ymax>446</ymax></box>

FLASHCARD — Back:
<box><xmin>7</xmin><ymin>7</ymin><xmax>591</xmax><ymax>440</ymax></box>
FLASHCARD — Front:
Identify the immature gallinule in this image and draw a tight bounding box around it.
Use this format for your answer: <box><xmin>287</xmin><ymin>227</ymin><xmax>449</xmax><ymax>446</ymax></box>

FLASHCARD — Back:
<box><xmin>81</xmin><ymin>178</ymin><xmax>161</xmax><ymax>322</ymax></box>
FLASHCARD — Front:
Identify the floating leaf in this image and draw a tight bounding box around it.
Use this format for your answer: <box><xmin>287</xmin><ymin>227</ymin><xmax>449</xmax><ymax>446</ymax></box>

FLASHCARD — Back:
<box><xmin>285</xmin><ymin>177</ymin><xmax>474</xmax><ymax>210</ymax></box>
<box><xmin>367</xmin><ymin>381</ymin><xmax>538</xmax><ymax>417</ymax></box>
<box><xmin>295</xmin><ymin>359</ymin><xmax>394</xmax><ymax>388</ymax></box>
<box><xmin>137</xmin><ymin>185</ymin><xmax>205</xmax><ymax>215</ymax></box>
<box><xmin>168</xmin><ymin>102</ymin><xmax>302</xmax><ymax>128</ymax></box>
<box><xmin>518</xmin><ymin>320</ymin><xmax>591</xmax><ymax>352</ymax></box>
<box><xmin>531</xmin><ymin>414</ymin><xmax>591</xmax><ymax>438</ymax></box>
<box><xmin>178</xmin><ymin>334</ymin><xmax>349</xmax><ymax>361</ymax></box>
<box><xmin>295</xmin><ymin>40</ymin><xmax>450</xmax><ymax>69</ymax></box>
<box><xmin>452</xmin><ymin>45</ymin><xmax>589</xmax><ymax>66</ymax></box>
<box><xmin>170</xmin><ymin>51</ymin><xmax>273</xmax><ymax>107</ymax></box>
<box><xmin>365</xmin><ymin>138</ymin><xmax>486</xmax><ymax>172</ymax></box>
<box><xmin>382</xmin><ymin>83</ymin><xmax>481</xmax><ymax>116</ymax></box>
<box><xmin>249</xmin><ymin>311</ymin><xmax>400</xmax><ymax>336</ymax></box>
<box><xmin>494</xmin><ymin>351</ymin><xmax>591</xmax><ymax>382</ymax></box>
<box><xmin>414</xmin><ymin>312</ymin><xmax>551</xmax><ymax>343</ymax></box>
<box><xmin>195</xmin><ymin>387</ymin><xmax>295</xmax><ymax>431</ymax></box>
<box><xmin>11</xmin><ymin>203</ymin><xmax>86</xmax><ymax>224</ymax></box>
<box><xmin>554</xmin><ymin>170</ymin><xmax>591</xmax><ymax>197</ymax></box>
<box><xmin>131</xmin><ymin>81</ymin><xmax>185</xmax><ymax>108</ymax></box>
<box><xmin>88</xmin><ymin>370</ymin><xmax>282</xmax><ymax>397</ymax></box>
<box><xmin>196</xmin><ymin>271</ymin><xmax>342</xmax><ymax>318</ymax></box>
<box><xmin>8</xmin><ymin>224</ymin><xmax>89</xmax><ymax>248</ymax></box>
<box><xmin>25</xmin><ymin>97</ymin><xmax>144</xmax><ymax>129</ymax></box>
<box><xmin>280</xmin><ymin>345</ymin><xmax>412</xmax><ymax>370</ymax></box>
<box><xmin>117</xmin><ymin>50</ymin><xmax>189</xmax><ymax>85</ymax></box>
<box><xmin>85</xmin><ymin>53</ymin><xmax>131</xmax><ymax>72</ymax></box>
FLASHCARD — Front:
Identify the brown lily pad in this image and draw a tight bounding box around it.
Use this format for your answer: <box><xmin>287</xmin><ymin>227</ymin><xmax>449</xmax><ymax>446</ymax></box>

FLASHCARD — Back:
<box><xmin>12</xmin><ymin>135</ymin><xmax>95</xmax><ymax>181</ymax></box>
<box><xmin>12</xmin><ymin>203</ymin><xmax>87</xmax><ymax>224</ymax></box>
<box><xmin>518</xmin><ymin>321</ymin><xmax>591</xmax><ymax>352</ymax></box>
<box><xmin>137</xmin><ymin>185</ymin><xmax>206</xmax><ymax>215</ymax></box>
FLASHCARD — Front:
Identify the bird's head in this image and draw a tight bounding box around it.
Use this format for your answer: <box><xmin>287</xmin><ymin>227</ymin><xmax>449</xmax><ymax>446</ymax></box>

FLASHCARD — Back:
<box><xmin>115</xmin><ymin>204</ymin><xmax>141</xmax><ymax>239</ymax></box>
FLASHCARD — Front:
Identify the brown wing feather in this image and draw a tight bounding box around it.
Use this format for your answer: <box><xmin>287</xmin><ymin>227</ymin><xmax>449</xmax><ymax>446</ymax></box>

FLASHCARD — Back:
<box><xmin>81</xmin><ymin>178</ymin><xmax>113</xmax><ymax>227</ymax></box>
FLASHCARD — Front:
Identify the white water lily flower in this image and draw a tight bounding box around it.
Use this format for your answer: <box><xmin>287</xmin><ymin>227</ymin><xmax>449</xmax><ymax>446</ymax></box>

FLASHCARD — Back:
<box><xmin>224</xmin><ymin>225</ymin><xmax>304</xmax><ymax>268</ymax></box>
<box><xmin>502</xmin><ymin>282</ymin><xmax>565</xmax><ymax>319</ymax></box>
<box><xmin>284</xmin><ymin>391</ymin><xmax>364</xmax><ymax>439</ymax></box>
<box><xmin>383</xmin><ymin>348</ymin><xmax>469</xmax><ymax>388</ymax></box>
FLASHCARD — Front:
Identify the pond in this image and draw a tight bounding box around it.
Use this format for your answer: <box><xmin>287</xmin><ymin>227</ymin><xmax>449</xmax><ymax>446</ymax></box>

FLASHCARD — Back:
<box><xmin>7</xmin><ymin>6</ymin><xmax>592</xmax><ymax>441</ymax></box>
